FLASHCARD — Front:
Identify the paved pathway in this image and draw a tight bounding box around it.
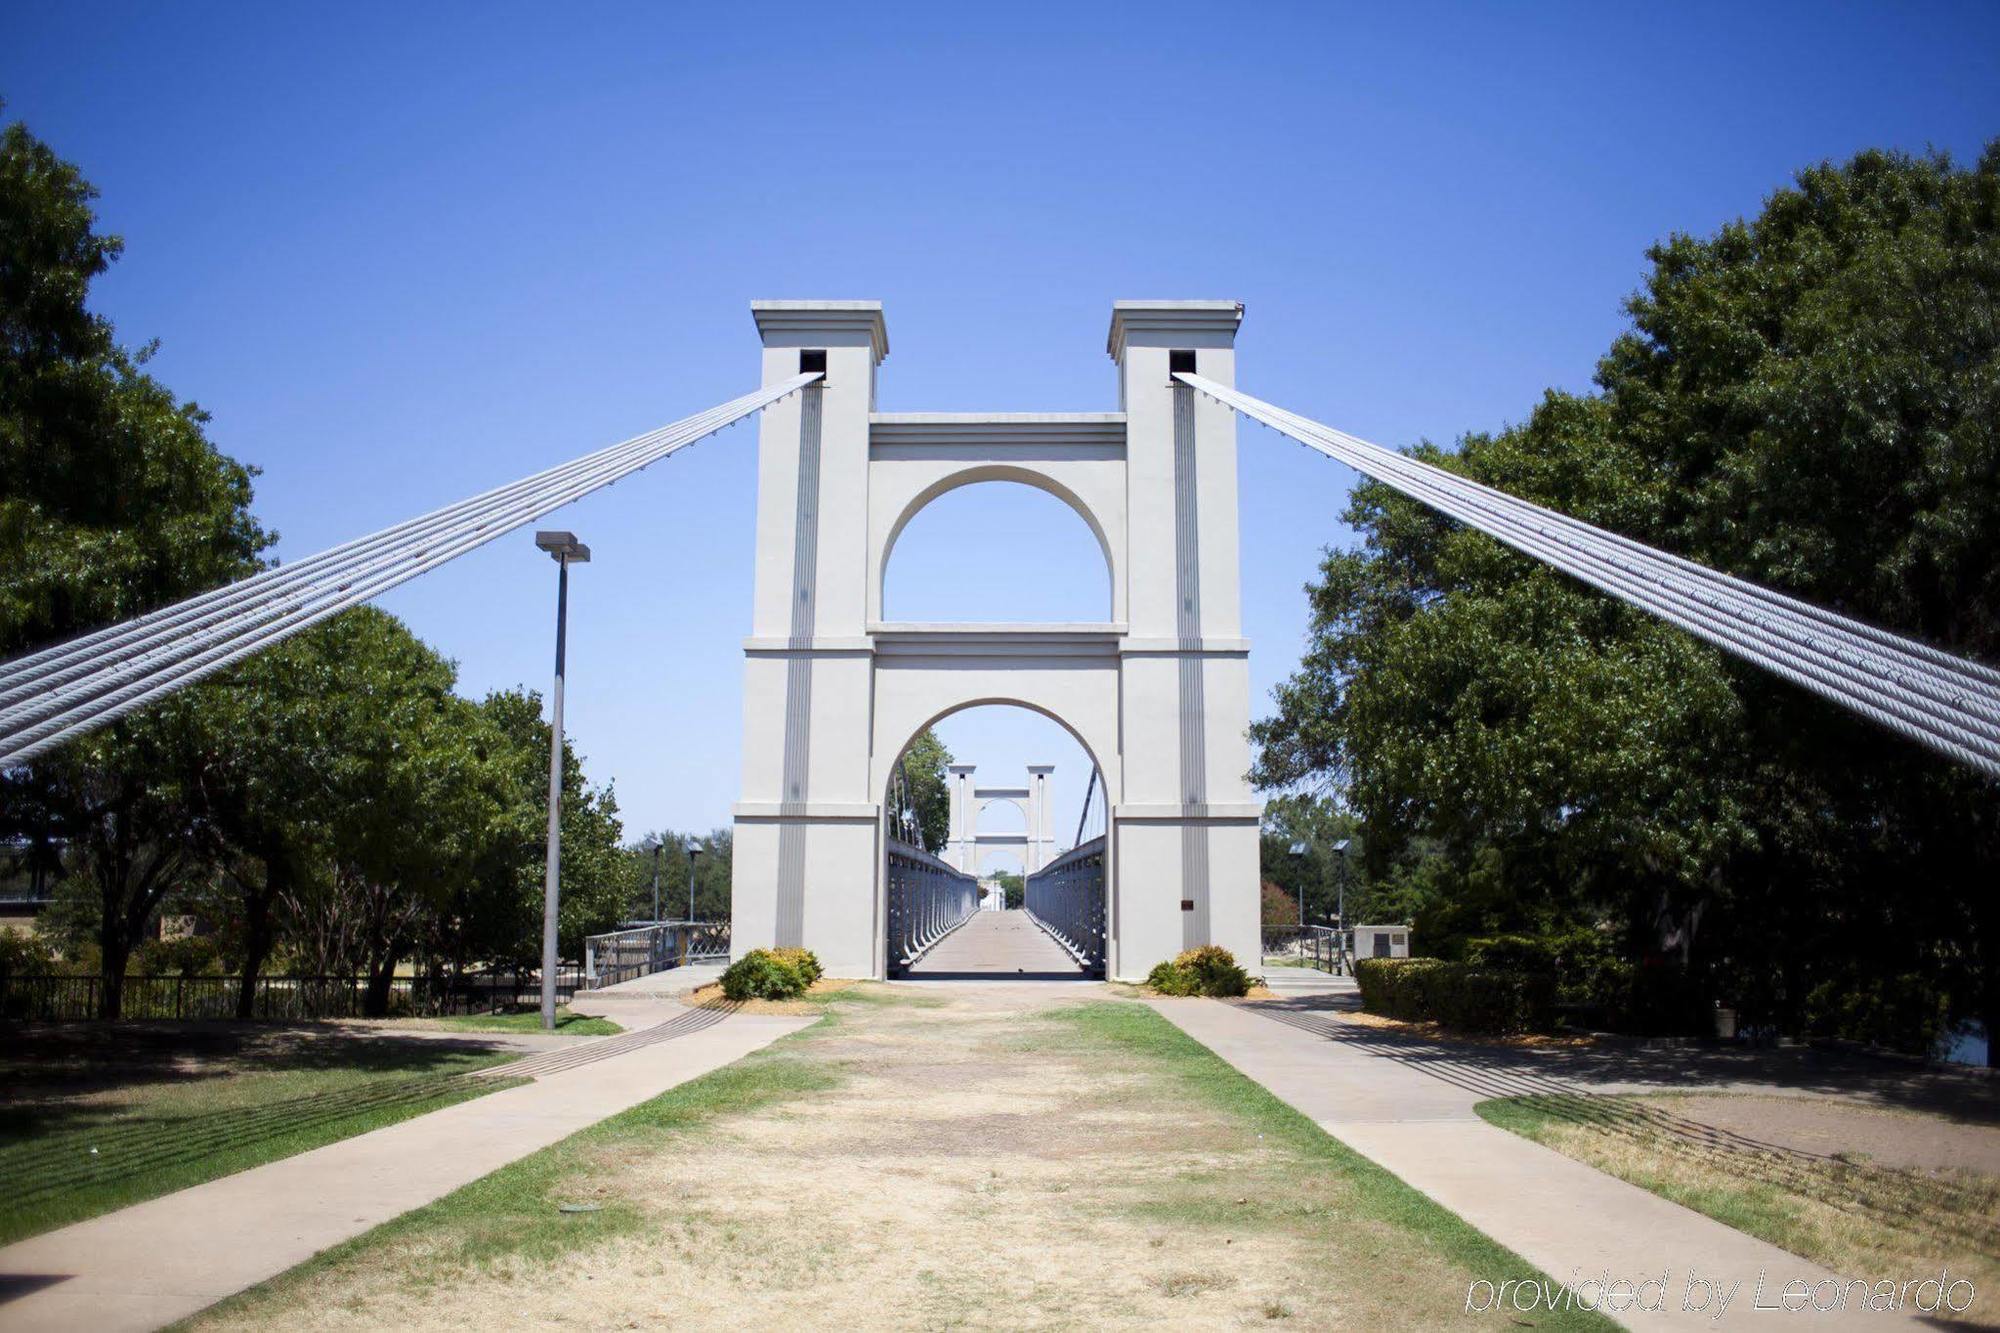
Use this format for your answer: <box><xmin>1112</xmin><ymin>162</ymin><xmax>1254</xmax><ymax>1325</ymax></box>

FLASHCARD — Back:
<box><xmin>1150</xmin><ymin>997</ymin><xmax>1920</xmax><ymax>1328</ymax></box>
<box><xmin>906</xmin><ymin>910</ymin><xmax>1086</xmax><ymax>979</ymax></box>
<box><xmin>0</xmin><ymin>1006</ymin><xmax>809</xmax><ymax>1333</ymax></box>
<box><xmin>1254</xmin><ymin>963</ymin><xmax>1357</xmax><ymax>998</ymax></box>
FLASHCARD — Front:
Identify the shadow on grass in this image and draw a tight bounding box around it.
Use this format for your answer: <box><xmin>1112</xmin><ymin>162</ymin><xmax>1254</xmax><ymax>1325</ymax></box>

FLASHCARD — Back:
<box><xmin>1244</xmin><ymin>995</ymin><xmax>2000</xmax><ymax>1125</ymax></box>
<box><xmin>1243</xmin><ymin>998</ymin><xmax>2000</xmax><ymax>1260</ymax></box>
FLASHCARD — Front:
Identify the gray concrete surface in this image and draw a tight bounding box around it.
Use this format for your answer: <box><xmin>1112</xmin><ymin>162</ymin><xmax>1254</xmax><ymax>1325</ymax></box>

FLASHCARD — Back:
<box><xmin>0</xmin><ymin>1006</ymin><xmax>809</xmax><ymax>1332</ymax></box>
<box><xmin>1150</xmin><ymin>997</ymin><xmax>1926</xmax><ymax>1328</ymax></box>
<box><xmin>905</xmin><ymin>910</ymin><xmax>1087</xmax><ymax>979</ymax></box>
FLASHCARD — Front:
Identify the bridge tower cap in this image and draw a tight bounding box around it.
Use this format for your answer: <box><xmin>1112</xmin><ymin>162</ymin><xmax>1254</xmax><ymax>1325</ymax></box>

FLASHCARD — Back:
<box><xmin>1106</xmin><ymin>300</ymin><xmax>1244</xmax><ymax>362</ymax></box>
<box><xmin>750</xmin><ymin>300</ymin><xmax>889</xmax><ymax>365</ymax></box>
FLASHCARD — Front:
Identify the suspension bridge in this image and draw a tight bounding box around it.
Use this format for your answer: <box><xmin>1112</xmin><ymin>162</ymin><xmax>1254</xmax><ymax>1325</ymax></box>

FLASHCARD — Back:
<box><xmin>3</xmin><ymin>300</ymin><xmax>1996</xmax><ymax>986</ymax></box>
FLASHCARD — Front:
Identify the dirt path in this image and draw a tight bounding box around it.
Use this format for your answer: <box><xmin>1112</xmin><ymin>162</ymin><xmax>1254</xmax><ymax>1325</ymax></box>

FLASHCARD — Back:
<box><xmin>193</xmin><ymin>984</ymin><xmax>1592</xmax><ymax>1332</ymax></box>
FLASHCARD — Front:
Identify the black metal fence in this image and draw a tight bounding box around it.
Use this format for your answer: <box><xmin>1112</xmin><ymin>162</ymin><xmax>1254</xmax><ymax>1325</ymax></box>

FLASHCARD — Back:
<box><xmin>583</xmin><ymin>921</ymin><xmax>731</xmax><ymax>988</ymax></box>
<box><xmin>1261</xmin><ymin>923</ymin><xmax>1348</xmax><ymax>975</ymax></box>
<box><xmin>1024</xmin><ymin>835</ymin><xmax>1106</xmax><ymax>976</ymax></box>
<box><xmin>0</xmin><ymin>967</ymin><xmax>583</xmax><ymax>1023</ymax></box>
<box><xmin>885</xmin><ymin>838</ymin><xmax>980</xmax><ymax>973</ymax></box>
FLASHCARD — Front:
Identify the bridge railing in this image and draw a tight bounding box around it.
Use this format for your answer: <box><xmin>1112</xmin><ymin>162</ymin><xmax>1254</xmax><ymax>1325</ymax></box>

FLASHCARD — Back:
<box><xmin>1024</xmin><ymin>835</ymin><xmax>1106</xmax><ymax>976</ymax></box>
<box><xmin>886</xmin><ymin>838</ymin><xmax>980</xmax><ymax>974</ymax></box>
<box><xmin>583</xmin><ymin>920</ymin><xmax>731</xmax><ymax>988</ymax></box>
<box><xmin>1263</xmin><ymin>923</ymin><xmax>1348</xmax><ymax>975</ymax></box>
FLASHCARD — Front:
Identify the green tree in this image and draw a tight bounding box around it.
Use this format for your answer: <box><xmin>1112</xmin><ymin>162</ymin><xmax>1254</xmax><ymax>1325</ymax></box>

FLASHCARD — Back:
<box><xmin>897</xmin><ymin>728</ymin><xmax>953</xmax><ymax>854</ymax></box>
<box><xmin>266</xmin><ymin>610</ymin><xmax>508</xmax><ymax>1014</ymax></box>
<box><xmin>0</xmin><ymin>111</ymin><xmax>269</xmax><ymax>656</ymax></box>
<box><xmin>0</xmin><ymin>111</ymin><xmax>271</xmax><ymax>1014</ymax></box>
<box><xmin>1257</xmin><ymin>795</ymin><xmax>1368</xmax><ymax>929</ymax></box>
<box><xmin>1255</xmin><ymin>144</ymin><xmax>2000</xmax><ymax>1053</ymax></box>
<box><xmin>620</xmin><ymin>828</ymin><xmax>732</xmax><ymax>923</ymax></box>
<box><xmin>470</xmin><ymin>688</ymin><xmax>626</xmax><ymax>965</ymax></box>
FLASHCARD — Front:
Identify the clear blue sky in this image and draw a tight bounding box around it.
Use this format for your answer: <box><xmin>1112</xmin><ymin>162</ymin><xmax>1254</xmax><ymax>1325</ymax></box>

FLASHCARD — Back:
<box><xmin>4</xmin><ymin>3</ymin><xmax>1996</xmax><ymax>842</ymax></box>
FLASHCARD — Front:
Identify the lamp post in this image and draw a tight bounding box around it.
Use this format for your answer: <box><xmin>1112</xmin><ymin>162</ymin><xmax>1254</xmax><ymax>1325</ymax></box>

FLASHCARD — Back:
<box><xmin>685</xmin><ymin>840</ymin><xmax>703</xmax><ymax>922</ymax></box>
<box><xmin>535</xmin><ymin>530</ymin><xmax>590</xmax><ymax>1031</ymax></box>
<box><xmin>648</xmin><ymin>837</ymin><xmax>665</xmax><ymax>924</ymax></box>
<box><xmin>1331</xmin><ymin>838</ymin><xmax>1351</xmax><ymax>975</ymax></box>
<box><xmin>1287</xmin><ymin>840</ymin><xmax>1308</xmax><ymax>931</ymax></box>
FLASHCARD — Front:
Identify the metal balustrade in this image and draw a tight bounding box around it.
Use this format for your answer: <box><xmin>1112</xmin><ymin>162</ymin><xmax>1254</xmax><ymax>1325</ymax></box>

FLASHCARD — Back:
<box><xmin>0</xmin><ymin>969</ymin><xmax>583</xmax><ymax>1022</ymax></box>
<box><xmin>583</xmin><ymin>920</ymin><xmax>731</xmax><ymax>988</ymax></box>
<box><xmin>1024</xmin><ymin>835</ymin><xmax>1106</xmax><ymax>976</ymax></box>
<box><xmin>885</xmin><ymin>838</ymin><xmax>980</xmax><ymax>973</ymax></box>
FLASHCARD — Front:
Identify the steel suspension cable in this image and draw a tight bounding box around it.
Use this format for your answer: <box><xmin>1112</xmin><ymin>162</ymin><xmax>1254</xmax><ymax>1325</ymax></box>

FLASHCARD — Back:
<box><xmin>1193</xmin><ymin>379</ymin><xmax>2000</xmax><ymax>769</ymax></box>
<box><xmin>1219</xmin><ymin>393</ymin><xmax>2000</xmax><ymax>740</ymax></box>
<box><xmin>1234</xmin><ymin>390</ymin><xmax>2000</xmax><ymax>704</ymax></box>
<box><xmin>0</xmin><ymin>387</ymin><xmax>773</xmax><ymax>699</ymax></box>
<box><xmin>1176</xmin><ymin>372</ymin><xmax>2000</xmax><ymax>779</ymax></box>
<box><xmin>0</xmin><ymin>374</ymin><xmax>820</xmax><ymax>766</ymax></box>
<box><xmin>0</xmin><ymin>382</ymin><xmax>796</xmax><ymax>733</ymax></box>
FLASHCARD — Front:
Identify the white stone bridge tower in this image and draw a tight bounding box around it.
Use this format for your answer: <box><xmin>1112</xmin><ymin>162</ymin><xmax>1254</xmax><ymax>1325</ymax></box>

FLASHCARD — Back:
<box><xmin>730</xmin><ymin>300</ymin><xmax>1261</xmax><ymax>980</ymax></box>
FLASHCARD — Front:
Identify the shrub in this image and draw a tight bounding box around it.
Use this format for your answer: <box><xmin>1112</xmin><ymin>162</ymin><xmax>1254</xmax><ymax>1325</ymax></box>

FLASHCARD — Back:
<box><xmin>0</xmin><ymin>933</ymin><xmax>57</xmax><ymax>980</ymax></box>
<box><xmin>1463</xmin><ymin>934</ymin><xmax>1556</xmax><ymax>974</ymax></box>
<box><xmin>1354</xmin><ymin>956</ymin><xmax>1554</xmax><ymax>1035</ymax></box>
<box><xmin>768</xmin><ymin>947</ymin><xmax>823</xmax><ymax>986</ymax></box>
<box><xmin>132</xmin><ymin>934</ymin><xmax>223</xmax><ymax>978</ymax></box>
<box><xmin>1145</xmin><ymin>945</ymin><xmax>1252</xmax><ymax>998</ymax></box>
<box><xmin>720</xmin><ymin>949</ymin><xmax>808</xmax><ymax>1001</ymax></box>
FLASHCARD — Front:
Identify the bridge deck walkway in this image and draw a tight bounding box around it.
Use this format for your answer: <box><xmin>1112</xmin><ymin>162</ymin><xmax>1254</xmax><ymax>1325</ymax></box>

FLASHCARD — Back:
<box><xmin>906</xmin><ymin>909</ymin><xmax>1086</xmax><ymax>979</ymax></box>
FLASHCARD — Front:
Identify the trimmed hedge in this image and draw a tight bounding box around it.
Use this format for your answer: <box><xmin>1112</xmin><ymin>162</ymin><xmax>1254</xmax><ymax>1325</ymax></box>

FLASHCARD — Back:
<box><xmin>1146</xmin><ymin>945</ymin><xmax>1253</xmax><ymax>998</ymax></box>
<box><xmin>1353</xmin><ymin>957</ymin><xmax>1555</xmax><ymax>1035</ymax></box>
<box><xmin>719</xmin><ymin>948</ymin><xmax>821</xmax><ymax>1001</ymax></box>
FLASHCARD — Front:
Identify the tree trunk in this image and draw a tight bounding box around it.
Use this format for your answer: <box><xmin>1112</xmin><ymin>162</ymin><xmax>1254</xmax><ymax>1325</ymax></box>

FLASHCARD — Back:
<box><xmin>98</xmin><ymin>933</ymin><xmax>129</xmax><ymax>1020</ymax></box>
<box><xmin>363</xmin><ymin>957</ymin><xmax>396</xmax><ymax>1017</ymax></box>
<box><xmin>234</xmin><ymin>864</ymin><xmax>283</xmax><ymax>1020</ymax></box>
<box><xmin>236</xmin><ymin>902</ymin><xmax>273</xmax><ymax>1020</ymax></box>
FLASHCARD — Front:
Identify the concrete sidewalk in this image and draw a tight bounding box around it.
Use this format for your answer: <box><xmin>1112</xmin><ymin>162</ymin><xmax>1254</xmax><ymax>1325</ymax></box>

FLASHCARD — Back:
<box><xmin>0</xmin><ymin>1006</ymin><xmax>810</xmax><ymax>1333</ymax></box>
<box><xmin>1150</xmin><ymin>998</ymin><xmax>1920</xmax><ymax>1328</ymax></box>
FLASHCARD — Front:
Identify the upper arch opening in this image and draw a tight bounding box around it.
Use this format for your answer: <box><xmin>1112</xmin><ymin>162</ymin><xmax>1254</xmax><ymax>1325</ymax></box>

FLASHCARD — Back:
<box><xmin>882</xmin><ymin>479</ymin><xmax>1113</xmax><ymax>622</ymax></box>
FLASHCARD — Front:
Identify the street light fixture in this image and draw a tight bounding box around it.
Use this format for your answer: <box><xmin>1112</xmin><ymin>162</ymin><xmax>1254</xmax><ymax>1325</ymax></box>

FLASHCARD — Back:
<box><xmin>686</xmin><ymin>840</ymin><xmax>703</xmax><ymax>923</ymax></box>
<box><xmin>645</xmin><ymin>836</ymin><xmax>665</xmax><ymax>924</ymax></box>
<box><xmin>1331</xmin><ymin>838</ymin><xmax>1352</xmax><ymax>974</ymax></box>
<box><xmin>1287</xmin><ymin>841</ymin><xmax>1308</xmax><ymax>930</ymax></box>
<box><xmin>535</xmin><ymin>530</ymin><xmax>589</xmax><ymax>1031</ymax></box>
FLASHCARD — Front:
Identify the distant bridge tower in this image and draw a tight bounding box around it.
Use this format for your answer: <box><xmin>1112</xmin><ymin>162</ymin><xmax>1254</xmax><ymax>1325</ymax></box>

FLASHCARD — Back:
<box><xmin>730</xmin><ymin>300</ymin><xmax>1261</xmax><ymax>979</ymax></box>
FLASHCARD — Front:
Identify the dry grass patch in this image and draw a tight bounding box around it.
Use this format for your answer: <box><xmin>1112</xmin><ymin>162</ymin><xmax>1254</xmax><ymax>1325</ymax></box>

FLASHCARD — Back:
<box><xmin>682</xmin><ymin>975</ymin><xmax>872</xmax><ymax>1013</ymax></box>
<box><xmin>1479</xmin><ymin>1092</ymin><xmax>2000</xmax><ymax>1325</ymax></box>
<box><xmin>192</xmin><ymin>986</ymin><xmax>1610</xmax><ymax>1331</ymax></box>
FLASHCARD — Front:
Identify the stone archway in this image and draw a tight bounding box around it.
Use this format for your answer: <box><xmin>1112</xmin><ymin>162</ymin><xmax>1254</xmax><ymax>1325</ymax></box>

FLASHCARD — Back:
<box><xmin>730</xmin><ymin>299</ymin><xmax>1261</xmax><ymax>981</ymax></box>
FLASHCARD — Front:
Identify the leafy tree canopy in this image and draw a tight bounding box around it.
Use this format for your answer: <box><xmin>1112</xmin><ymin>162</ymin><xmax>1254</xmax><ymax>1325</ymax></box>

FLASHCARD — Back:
<box><xmin>1253</xmin><ymin>143</ymin><xmax>2000</xmax><ymax>1052</ymax></box>
<box><xmin>0</xmin><ymin>110</ymin><xmax>270</xmax><ymax>656</ymax></box>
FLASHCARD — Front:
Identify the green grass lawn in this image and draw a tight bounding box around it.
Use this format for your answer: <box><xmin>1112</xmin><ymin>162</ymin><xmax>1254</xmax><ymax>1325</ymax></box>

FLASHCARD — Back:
<box><xmin>0</xmin><ymin>1024</ymin><xmax>528</xmax><ymax>1246</ymax></box>
<box><xmin>425</xmin><ymin>1007</ymin><xmax>622</xmax><ymax>1036</ymax></box>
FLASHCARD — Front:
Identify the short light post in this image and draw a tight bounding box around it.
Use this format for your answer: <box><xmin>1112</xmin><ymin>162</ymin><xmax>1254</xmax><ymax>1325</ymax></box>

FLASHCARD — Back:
<box><xmin>535</xmin><ymin>530</ymin><xmax>590</xmax><ymax>1031</ymax></box>
<box><xmin>686</xmin><ymin>841</ymin><xmax>703</xmax><ymax>922</ymax></box>
<box><xmin>1331</xmin><ymin>838</ymin><xmax>1352</xmax><ymax>975</ymax></box>
<box><xmin>647</xmin><ymin>836</ymin><xmax>665</xmax><ymax>924</ymax></box>
<box><xmin>1288</xmin><ymin>840</ymin><xmax>1308</xmax><ymax>931</ymax></box>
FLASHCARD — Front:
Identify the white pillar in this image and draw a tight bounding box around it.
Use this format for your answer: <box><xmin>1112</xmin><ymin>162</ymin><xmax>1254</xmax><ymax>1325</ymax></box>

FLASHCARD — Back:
<box><xmin>1107</xmin><ymin>300</ymin><xmax>1261</xmax><ymax>969</ymax></box>
<box><xmin>1027</xmin><ymin>765</ymin><xmax>1054</xmax><ymax>871</ymax></box>
<box><xmin>946</xmin><ymin>763</ymin><xmax>976</xmax><ymax>869</ymax></box>
<box><xmin>730</xmin><ymin>302</ymin><xmax>889</xmax><ymax>971</ymax></box>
